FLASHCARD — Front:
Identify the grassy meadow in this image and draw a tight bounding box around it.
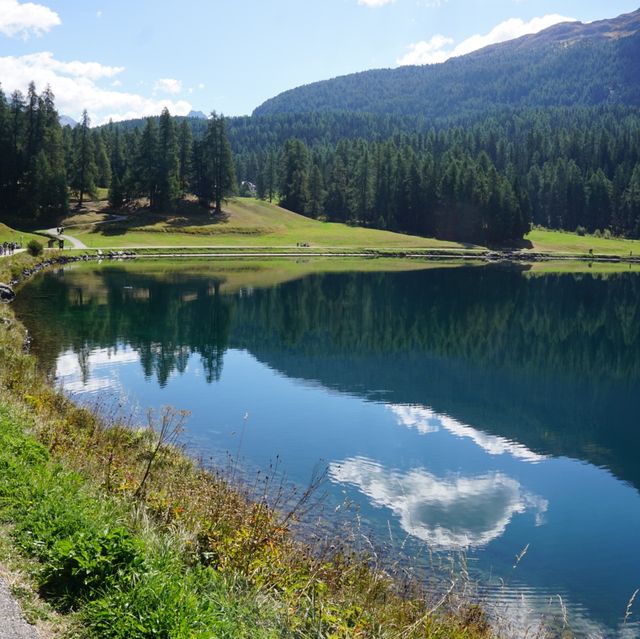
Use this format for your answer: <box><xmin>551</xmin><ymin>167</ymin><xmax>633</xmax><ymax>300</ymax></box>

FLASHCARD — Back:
<box><xmin>33</xmin><ymin>198</ymin><xmax>640</xmax><ymax>259</ymax></box>
<box><xmin>525</xmin><ymin>228</ymin><xmax>640</xmax><ymax>256</ymax></box>
<box><xmin>57</xmin><ymin>198</ymin><xmax>478</xmax><ymax>250</ymax></box>
<box><xmin>0</xmin><ymin>223</ymin><xmax>43</xmax><ymax>246</ymax></box>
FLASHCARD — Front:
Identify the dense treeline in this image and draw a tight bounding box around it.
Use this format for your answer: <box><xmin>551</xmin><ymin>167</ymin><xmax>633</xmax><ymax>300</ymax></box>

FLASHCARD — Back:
<box><xmin>254</xmin><ymin>136</ymin><xmax>529</xmax><ymax>242</ymax></box>
<box><xmin>0</xmin><ymin>82</ymin><xmax>68</xmax><ymax>225</ymax></box>
<box><xmin>237</xmin><ymin>106</ymin><xmax>640</xmax><ymax>240</ymax></box>
<box><xmin>3</xmin><ymin>83</ymin><xmax>640</xmax><ymax>242</ymax></box>
<box><xmin>106</xmin><ymin>108</ymin><xmax>235</xmax><ymax>215</ymax></box>
<box><xmin>0</xmin><ymin>84</ymin><xmax>235</xmax><ymax>226</ymax></box>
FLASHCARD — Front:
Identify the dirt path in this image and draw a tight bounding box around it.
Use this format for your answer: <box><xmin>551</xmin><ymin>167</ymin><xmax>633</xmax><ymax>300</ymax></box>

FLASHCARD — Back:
<box><xmin>0</xmin><ymin>578</ymin><xmax>38</xmax><ymax>638</ymax></box>
<box><xmin>45</xmin><ymin>215</ymin><xmax>128</xmax><ymax>251</ymax></box>
<box><xmin>44</xmin><ymin>228</ymin><xmax>87</xmax><ymax>250</ymax></box>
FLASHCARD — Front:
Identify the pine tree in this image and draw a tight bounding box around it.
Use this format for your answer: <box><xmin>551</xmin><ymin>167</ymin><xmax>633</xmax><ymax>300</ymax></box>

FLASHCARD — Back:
<box><xmin>108</xmin><ymin>127</ymin><xmax>126</xmax><ymax>208</ymax></box>
<box><xmin>70</xmin><ymin>110</ymin><xmax>97</xmax><ymax>207</ymax></box>
<box><xmin>156</xmin><ymin>107</ymin><xmax>180</xmax><ymax>209</ymax></box>
<box><xmin>138</xmin><ymin>118</ymin><xmax>159</xmax><ymax>207</ymax></box>
<box><xmin>94</xmin><ymin>131</ymin><xmax>112</xmax><ymax>188</ymax></box>
<box><xmin>307</xmin><ymin>163</ymin><xmax>325</xmax><ymax>218</ymax></box>
<box><xmin>279</xmin><ymin>139</ymin><xmax>309</xmax><ymax>215</ymax></box>
<box><xmin>177</xmin><ymin>119</ymin><xmax>193</xmax><ymax>197</ymax></box>
<box><xmin>192</xmin><ymin>112</ymin><xmax>235</xmax><ymax>214</ymax></box>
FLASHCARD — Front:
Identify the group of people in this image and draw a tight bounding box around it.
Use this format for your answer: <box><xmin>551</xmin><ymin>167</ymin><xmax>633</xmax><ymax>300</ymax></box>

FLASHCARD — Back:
<box><xmin>0</xmin><ymin>241</ymin><xmax>20</xmax><ymax>256</ymax></box>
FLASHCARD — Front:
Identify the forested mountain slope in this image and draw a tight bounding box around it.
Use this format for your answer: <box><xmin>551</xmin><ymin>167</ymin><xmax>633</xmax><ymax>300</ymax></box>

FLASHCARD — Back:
<box><xmin>254</xmin><ymin>9</ymin><xmax>640</xmax><ymax>118</ymax></box>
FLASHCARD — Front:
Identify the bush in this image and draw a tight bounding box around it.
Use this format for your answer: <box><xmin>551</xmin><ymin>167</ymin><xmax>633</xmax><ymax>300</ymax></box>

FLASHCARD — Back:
<box><xmin>576</xmin><ymin>225</ymin><xmax>587</xmax><ymax>236</ymax></box>
<box><xmin>39</xmin><ymin>527</ymin><xmax>145</xmax><ymax>608</ymax></box>
<box><xmin>27</xmin><ymin>239</ymin><xmax>43</xmax><ymax>256</ymax></box>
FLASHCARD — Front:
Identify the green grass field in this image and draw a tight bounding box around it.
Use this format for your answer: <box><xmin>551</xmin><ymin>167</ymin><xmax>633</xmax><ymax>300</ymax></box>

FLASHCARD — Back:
<box><xmin>27</xmin><ymin>199</ymin><xmax>640</xmax><ymax>257</ymax></box>
<box><xmin>63</xmin><ymin>198</ymin><xmax>478</xmax><ymax>250</ymax></box>
<box><xmin>525</xmin><ymin>228</ymin><xmax>640</xmax><ymax>256</ymax></box>
<box><xmin>0</xmin><ymin>223</ymin><xmax>43</xmax><ymax>246</ymax></box>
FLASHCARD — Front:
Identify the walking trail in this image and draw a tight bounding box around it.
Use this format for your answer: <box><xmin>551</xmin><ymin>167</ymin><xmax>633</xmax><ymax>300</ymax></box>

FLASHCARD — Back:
<box><xmin>44</xmin><ymin>214</ymin><xmax>128</xmax><ymax>251</ymax></box>
<box><xmin>0</xmin><ymin>578</ymin><xmax>38</xmax><ymax>638</ymax></box>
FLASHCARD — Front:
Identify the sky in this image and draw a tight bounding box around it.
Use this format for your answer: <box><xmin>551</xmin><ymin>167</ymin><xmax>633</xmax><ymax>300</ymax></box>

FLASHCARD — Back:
<box><xmin>0</xmin><ymin>0</ymin><xmax>638</xmax><ymax>124</ymax></box>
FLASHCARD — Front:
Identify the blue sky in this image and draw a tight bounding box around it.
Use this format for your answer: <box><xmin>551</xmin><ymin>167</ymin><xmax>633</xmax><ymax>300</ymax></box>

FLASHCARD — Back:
<box><xmin>0</xmin><ymin>0</ymin><xmax>638</xmax><ymax>122</ymax></box>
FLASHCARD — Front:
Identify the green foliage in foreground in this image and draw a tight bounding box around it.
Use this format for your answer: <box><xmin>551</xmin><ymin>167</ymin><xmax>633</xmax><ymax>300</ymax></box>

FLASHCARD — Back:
<box><xmin>0</xmin><ymin>407</ymin><xmax>285</xmax><ymax>638</ymax></box>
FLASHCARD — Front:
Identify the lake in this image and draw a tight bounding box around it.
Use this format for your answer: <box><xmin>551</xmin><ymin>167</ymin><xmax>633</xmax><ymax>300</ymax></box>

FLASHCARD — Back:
<box><xmin>14</xmin><ymin>259</ymin><xmax>640</xmax><ymax>638</ymax></box>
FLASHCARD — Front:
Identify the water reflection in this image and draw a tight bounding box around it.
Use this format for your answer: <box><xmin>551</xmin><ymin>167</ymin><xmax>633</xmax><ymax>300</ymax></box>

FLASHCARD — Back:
<box><xmin>329</xmin><ymin>457</ymin><xmax>548</xmax><ymax>549</ymax></box>
<box><xmin>386</xmin><ymin>404</ymin><xmax>547</xmax><ymax>463</ymax></box>
<box><xmin>56</xmin><ymin>347</ymin><xmax>138</xmax><ymax>394</ymax></box>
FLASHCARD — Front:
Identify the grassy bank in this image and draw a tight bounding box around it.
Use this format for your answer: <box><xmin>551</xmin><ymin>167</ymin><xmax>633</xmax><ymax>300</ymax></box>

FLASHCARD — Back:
<box><xmin>0</xmin><ymin>252</ymin><xmax>492</xmax><ymax>639</ymax></box>
<box><xmin>51</xmin><ymin>198</ymin><xmax>478</xmax><ymax>250</ymax></box>
<box><xmin>29</xmin><ymin>198</ymin><xmax>640</xmax><ymax>264</ymax></box>
<box><xmin>0</xmin><ymin>223</ymin><xmax>43</xmax><ymax>246</ymax></box>
<box><xmin>525</xmin><ymin>228</ymin><xmax>640</xmax><ymax>257</ymax></box>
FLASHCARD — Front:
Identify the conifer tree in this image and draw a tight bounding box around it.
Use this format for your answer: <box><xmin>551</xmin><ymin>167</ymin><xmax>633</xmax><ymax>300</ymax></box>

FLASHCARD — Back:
<box><xmin>279</xmin><ymin>139</ymin><xmax>309</xmax><ymax>215</ymax></box>
<box><xmin>177</xmin><ymin>119</ymin><xmax>193</xmax><ymax>197</ymax></box>
<box><xmin>157</xmin><ymin>107</ymin><xmax>180</xmax><ymax>209</ymax></box>
<box><xmin>192</xmin><ymin>112</ymin><xmax>235</xmax><ymax>214</ymax></box>
<box><xmin>137</xmin><ymin>117</ymin><xmax>159</xmax><ymax>207</ymax></box>
<box><xmin>70</xmin><ymin>110</ymin><xmax>97</xmax><ymax>207</ymax></box>
<box><xmin>308</xmin><ymin>163</ymin><xmax>325</xmax><ymax>218</ymax></box>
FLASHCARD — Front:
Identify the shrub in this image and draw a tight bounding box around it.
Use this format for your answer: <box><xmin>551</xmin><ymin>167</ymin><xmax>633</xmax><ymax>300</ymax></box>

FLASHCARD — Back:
<box><xmin>576</xmin><ymin>225</ymin><xmax>587</xmax><ymax>236</ymax></box>
<box><xmin>39</xmin><ymin>527</ymin><xmax>146</xmax><ymax>608</ymax></box>
<box><xmin>27</xmin><ymin>239</ymin><xmax>43</xmax><ymax>256</ymax></box>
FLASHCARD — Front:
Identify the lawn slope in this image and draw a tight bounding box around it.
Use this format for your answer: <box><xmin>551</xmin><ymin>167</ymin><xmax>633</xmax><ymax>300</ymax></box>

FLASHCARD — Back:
<box><xmin>65</xmin><ymin>198</ymin><xmax>477</xmax><ymax>250</ymax></box>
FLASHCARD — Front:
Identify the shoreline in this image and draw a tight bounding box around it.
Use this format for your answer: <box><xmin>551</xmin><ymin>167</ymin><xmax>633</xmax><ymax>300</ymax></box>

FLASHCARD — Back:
<box><xmin>33</xmin><ymin>245</ymin><xmax>640</xmax><ymax>262</ymax></box>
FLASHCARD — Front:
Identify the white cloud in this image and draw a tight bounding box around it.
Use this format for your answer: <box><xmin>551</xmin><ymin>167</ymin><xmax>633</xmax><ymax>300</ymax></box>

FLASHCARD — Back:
<box><xmin>397</xmin><ymin>14</ymin><xmax>576</xmax><ymax>66</ymax></box>
<box><xmin>14</xmin><ymin>51</ymin><xmax>124</xmax><ymax>80</ymax></box>
<box><xmin>0</xmin><ymin>52</ymin><xmax>192</xmax><ymax>124</ymax></box>
<box><xmin>0</xmin><ymin>0</ymin><xmax>60</xmax><ymax>38</ymax></box>
<box><xmin>329</xmin><ymin>457</ymin><xmax>548</xmax><ymax>549</ymax></box>
<box><xmin>358</xmin><ymin>0</ymin><xmax>395</xmax><ymax>7</ymax></box>
<box><xmin>154</xmin><ymin>77</ymin><xmax>182</xmax><ymax>95</ymax></box>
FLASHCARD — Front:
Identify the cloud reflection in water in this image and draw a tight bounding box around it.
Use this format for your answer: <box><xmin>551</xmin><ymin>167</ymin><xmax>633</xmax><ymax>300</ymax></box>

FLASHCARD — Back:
<box><xmin>329</xmin><ymin>457</ymin><xmax>548</xmax><ymax>549</ymax></box>
<box><xmin>386</xmin><ymin>404</ymin><xmax>547</xmax><ymax>463</ymax></box>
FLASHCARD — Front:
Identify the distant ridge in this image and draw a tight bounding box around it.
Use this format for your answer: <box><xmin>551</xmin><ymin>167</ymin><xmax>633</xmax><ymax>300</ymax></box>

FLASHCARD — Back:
<box><xmin>188</xmin><ymin>110</ymin><xmax>208</xmax><ymax>119</ymax></box>
<box><xmin>253</xmin><ymin>9</ymin><xmax>640</xmax><ymax>119</ymax></box>
<box><xmin>59</xmin><ymin>115</ymin><xmax>77</xmax><ymax>127</ymax></box>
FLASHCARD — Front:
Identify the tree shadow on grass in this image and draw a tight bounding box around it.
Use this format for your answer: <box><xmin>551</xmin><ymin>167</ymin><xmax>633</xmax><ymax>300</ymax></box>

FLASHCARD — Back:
<box><xmin>90</xmin><ymin>200</ymin><xmax>233</xmax><ymax>237</ymax></box>
<box><xmin>505</xmin><ymin>238</ymin><xmax>534</xmax><ymax>250</ymax></box>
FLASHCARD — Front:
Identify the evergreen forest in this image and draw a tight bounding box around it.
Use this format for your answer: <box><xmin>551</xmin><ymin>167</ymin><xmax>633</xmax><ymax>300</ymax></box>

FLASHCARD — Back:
<box><xmin>2</xmin><ymin>82</ymin><xmax>640</xmax><ymax>243</ymax></box>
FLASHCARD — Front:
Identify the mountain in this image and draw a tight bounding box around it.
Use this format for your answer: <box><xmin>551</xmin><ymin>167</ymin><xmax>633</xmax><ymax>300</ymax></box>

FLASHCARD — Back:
<box><xmin>59</xmin><ymin>115</ymin><xmax>77</xmax><ymax>127</ymax></box>
<box><xmin>253</xmin><ymin>9</ymin><xmax>640</xmax><ymax>119</ymax></box>
<box><xmin>187</xmin><ymin>110</ymin><xmax>208</xmax><ymax>119</ymax></box>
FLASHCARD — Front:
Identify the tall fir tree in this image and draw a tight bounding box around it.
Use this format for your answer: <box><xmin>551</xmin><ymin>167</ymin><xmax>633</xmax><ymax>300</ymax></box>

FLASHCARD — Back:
<box><xmin>70</xmin><ymin>110</ymin><xmax>97</xmax><ymax>207</ymax></box>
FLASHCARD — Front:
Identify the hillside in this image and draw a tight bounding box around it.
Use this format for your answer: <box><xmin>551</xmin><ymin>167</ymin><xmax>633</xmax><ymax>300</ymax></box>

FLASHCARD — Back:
<box><xmin>63</xmin><ymin>198</ymin><xmax>471</xmax><ymax>249</ymax></box>
<box><xmin>253</xmin><ymin>9</ymin><xmax>640</xmax><ymax>118</ymax></box>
